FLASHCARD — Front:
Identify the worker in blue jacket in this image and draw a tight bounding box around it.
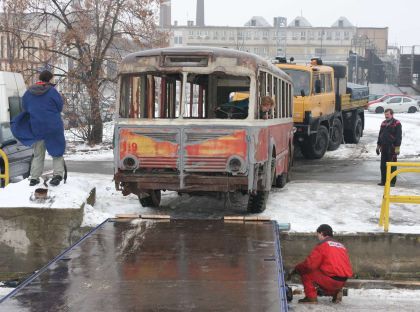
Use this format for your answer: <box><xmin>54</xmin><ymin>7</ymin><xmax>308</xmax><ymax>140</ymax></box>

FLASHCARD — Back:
<box><xmin>11</xmin><ymin>70</ymin><xmax>65</xmax><ymax>186</ymax></box>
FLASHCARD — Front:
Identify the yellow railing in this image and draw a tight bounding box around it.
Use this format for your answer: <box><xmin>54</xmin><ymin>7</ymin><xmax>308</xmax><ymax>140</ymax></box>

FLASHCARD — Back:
<box><xmin>379</xmin><ymin>162</ymin><xmax>420</xmax><ymax>232</ymax></box>
<box><xmin>0</xmin><ymin>148</ymin><xmax>9</xmax><ymax>187</ymax></box>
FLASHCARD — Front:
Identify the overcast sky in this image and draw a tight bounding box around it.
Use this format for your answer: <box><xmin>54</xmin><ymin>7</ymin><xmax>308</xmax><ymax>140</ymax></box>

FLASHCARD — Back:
<box><xmin>171</xmin><ymin>0</ymin><xmax>419</xmax><ymax>47</ymax></box>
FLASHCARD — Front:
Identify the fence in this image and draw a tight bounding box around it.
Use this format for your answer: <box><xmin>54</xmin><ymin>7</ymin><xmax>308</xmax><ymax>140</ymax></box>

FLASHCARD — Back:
<box><xmin>379</xmin><ymin>162</ymin><xmax>420</xmax><ymax>232</ymax></box>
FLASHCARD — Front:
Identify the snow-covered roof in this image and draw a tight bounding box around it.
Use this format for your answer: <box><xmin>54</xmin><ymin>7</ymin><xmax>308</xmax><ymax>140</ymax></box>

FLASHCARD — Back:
<box><xmin>288</xmin><ymin>16</ymin><xmax>312</xmax><ymax>27</ymax></box>
<box><xmin>244</xmin><ymin>16</ymin><xmax>271</xmax><ymax>27</ymax></box>
<box><xmin>331</xmin><ymin>16</ymin><xmax>354</xmax><ymax>28</ymax></box>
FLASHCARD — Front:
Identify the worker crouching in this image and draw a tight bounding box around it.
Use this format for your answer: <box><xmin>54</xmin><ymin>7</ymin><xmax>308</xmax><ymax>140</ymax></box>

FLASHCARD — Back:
<box><xmin>293</xmin><ymin>224</ymin><xmax>353</xmax><ymax>304</ymax></box>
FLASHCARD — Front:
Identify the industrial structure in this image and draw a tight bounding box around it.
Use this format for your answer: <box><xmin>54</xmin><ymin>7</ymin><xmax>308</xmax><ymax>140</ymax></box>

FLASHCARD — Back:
<box><xmin>160</xmin><ymin>0</ymin><xmax>395</xmax><ymax>85</ymax></box>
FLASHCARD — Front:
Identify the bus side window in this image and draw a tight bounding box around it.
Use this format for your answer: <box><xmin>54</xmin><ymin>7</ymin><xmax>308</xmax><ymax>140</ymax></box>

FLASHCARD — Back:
<box><xmin>274</xmin><ymin>77</ymin><xmax>278</xmax><ymax>118</ymax></box>
<box><xmin>281</xmin><ymin>80</ymin><xmax>286</xmax><ymax>118</ymax></box>
<box><xmin>288</xmin><ymin>83</ymin><xmax>293</xmax><ymax>117</ymax></box>
<box><xmin>258</xmin><ymin>71</ymin><xmax>267</xmax><ymax>118</ymax></box>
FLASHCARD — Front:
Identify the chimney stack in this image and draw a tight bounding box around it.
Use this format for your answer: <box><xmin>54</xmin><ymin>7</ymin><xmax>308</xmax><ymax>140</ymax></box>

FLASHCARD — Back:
<box><xmin>196</xmin><ymin>0</ymin><xmax>205</xmax><ymax>27</ymax></box>
<box><xmin>159</xmin><ymin>0</ymin><xmax>171</xmax><ymax>28</ymax></box>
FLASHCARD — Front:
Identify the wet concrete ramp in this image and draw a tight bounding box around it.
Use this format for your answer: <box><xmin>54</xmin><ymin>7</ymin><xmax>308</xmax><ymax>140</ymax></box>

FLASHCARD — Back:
<box><xmin>0</xmin><ymin>218</ymin><xmax>288</xmax><ymax>311</ymax></box>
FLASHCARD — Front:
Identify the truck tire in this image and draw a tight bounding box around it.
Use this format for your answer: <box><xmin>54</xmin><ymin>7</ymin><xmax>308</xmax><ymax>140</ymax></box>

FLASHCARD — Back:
<box><xmin>139</xmin><ymin>190</ymin><xmax>161</xmax><ymax>207</ymax></box>
<box><xmin>328</xmin><ymin>118</ymin><xmax>343</xmax><ymax>151</ymax></box>
<box><xmin>247</xmin><ymin>190</ymin><xmax>268</xmax><ymax>213</ymax></box>
<box><xmin>301</xmin><ymin>125</ymin><xmax>329</xmax><ymax>159</ymax></box>
<box><xmin>344</xmin><ymin>116</ymin><xmax>363</xmax><ymax>144</ymax></box>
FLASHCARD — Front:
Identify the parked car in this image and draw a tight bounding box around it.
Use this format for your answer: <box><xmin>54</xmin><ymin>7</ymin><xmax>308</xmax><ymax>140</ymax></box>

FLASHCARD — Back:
<box><xmin>0</xmin><ymin>122</ymin><xmax>33</xmax><ymax>186</ymax></box>
<box><xmin>368</xmin><ymin>94</ymin><xmax>382</xmax><ymax>102</ymax></box>
<box><xmin>366</xmin><ymin>93</ymin><xmax>415</xmax><ymax>108</ymax></box>
<box><xmin>367</xmin><ymin>96</ymin><xmax>419</xmax><ymax>114</ymax></box>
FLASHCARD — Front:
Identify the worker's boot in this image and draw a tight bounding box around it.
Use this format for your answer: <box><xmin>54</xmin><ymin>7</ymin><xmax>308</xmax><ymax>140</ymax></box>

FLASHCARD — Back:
<box><xmin>298</xmin><ymin>297</ymin><xmax>318</xmax><ymax>304</ymax></box>
<box><xmin>332</xmin><ymin>289</ymin><xmax>343</xmax><ymax>303</ymax></box>
<box><xmin>29</xmin><ymin>178</ymin><xmax>40</xmax><ymax>186</ymax></box>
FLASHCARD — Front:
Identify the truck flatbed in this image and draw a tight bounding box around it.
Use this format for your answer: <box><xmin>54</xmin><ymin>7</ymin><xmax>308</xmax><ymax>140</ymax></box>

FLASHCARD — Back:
<box><xmin>0</xmin><ymin>218</ymin><xmax>288</xmax><ymax>311</ymax></box>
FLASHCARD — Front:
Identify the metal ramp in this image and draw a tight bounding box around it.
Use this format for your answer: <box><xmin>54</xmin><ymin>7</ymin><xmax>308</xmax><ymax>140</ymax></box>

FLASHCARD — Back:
<box><xmin>0</xmin><ymin>217</ymin><xmax>288</xmax><ymax>311</ymax></box>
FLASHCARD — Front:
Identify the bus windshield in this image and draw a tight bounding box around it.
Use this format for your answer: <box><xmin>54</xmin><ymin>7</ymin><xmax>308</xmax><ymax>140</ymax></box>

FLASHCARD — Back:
<box><xmin>282</xmin><ymin>69</ymin><xmax>311</xmax><ymax>97</ymax></box>
<box><xmin>119</xmin><ymin>72</ymin><xmax>250</xmax><ymax>120</ymax></box>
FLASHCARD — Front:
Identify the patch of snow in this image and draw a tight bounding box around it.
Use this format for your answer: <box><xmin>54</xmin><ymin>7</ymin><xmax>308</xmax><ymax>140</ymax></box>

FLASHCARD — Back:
<box><xmin>324</xmin><ymin>112</ymin><xmax>420</xmax><ymax>161</ymax></box>
<box><xmin>70</xmin><ymin>172</ymin><xmax>420</xmax><ymax>233</ymax></box>
<box><xmin>0</xmin><ymin>176</ymin><xmax>94</xmax><ymax>209</ymax></box>
<box><xmin>290</xmin><ymin>286</ymin><xmax>420</xmax><ymax>311</ymax></box>
<box><xmin>0</xmin><ymin>287</ymin><xmax>14</xmax><ymax>301</ymax></box>
<box><xmin>264</xmin><ymin>181</ymin><xmax>420</xmax><ymax>233</ymax></box>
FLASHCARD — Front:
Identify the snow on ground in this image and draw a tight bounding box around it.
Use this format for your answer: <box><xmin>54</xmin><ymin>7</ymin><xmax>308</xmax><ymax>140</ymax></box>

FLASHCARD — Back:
<box><xmin>0</xmin><ymin>176</ymin><xmax>94</xmax><ymax>209</ymax></box>
<box><xmin>324</xmin><ymin>112</ymin><xmax>420</xmax><ymax>160</ymax></box>
<box><xmin>47</xmin><ymin>121</ymin><xmax>115</xmax><ymax>161</ymax></box>
<box><xmin>290</xmin><ymin>288</ymin><xmax>420</xmax><ymax>312</ymax></box>
<box><xmin>41</xmin><ymin>172</ymin><xmax>417</xmax><ymax>233</ymax></box>
<box><xmin>0</xmin><ymin>287</ymin><xmax>14</xmax><ymax>301</ymax></box>
<box><xmin>265</xmin><ymin>181</ymin><xmax>420</xmax><ymax>233</ymax></box>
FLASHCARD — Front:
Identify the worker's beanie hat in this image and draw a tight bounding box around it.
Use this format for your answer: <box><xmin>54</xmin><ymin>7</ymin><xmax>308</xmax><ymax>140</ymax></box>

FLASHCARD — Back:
<box><xmin>39</xmin><ymin>70</ymin><xmax>53</xmax><ymax>83</ymax></box>
<box><xmin>316</xmin><ymin>224</ymin><xmax>333</xmax><ymax>237</ymax></box>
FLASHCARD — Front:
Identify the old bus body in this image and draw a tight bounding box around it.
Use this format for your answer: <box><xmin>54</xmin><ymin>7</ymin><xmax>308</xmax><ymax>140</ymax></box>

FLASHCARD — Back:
<box><xmin>114</xmin><ymin>47</ymin><xmax>294</xmax><ymax>212</ymax></box>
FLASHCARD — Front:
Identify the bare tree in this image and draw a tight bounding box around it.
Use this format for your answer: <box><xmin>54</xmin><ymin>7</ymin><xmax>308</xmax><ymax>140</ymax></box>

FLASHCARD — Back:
<box><xmin>0</xmin><ymin>0</ymin><xmax>49</xmax><ymax>83</ymax></box>
<box><xmin>26</xmin><ymin>0</ymin><xmax>167</xmax><ymax>144</ymax></box>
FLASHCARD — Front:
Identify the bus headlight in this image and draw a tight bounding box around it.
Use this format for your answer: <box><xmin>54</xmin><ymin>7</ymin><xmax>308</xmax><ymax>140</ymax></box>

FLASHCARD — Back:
<box><xmin>121</xmin><ymin>155</ymin><xmax>139</xmax><ymax>170</ymax></box>
<box><xmin>227</xmin><ymin>156</ymin><xmax>245</xmax><ymax>173</ymax></box>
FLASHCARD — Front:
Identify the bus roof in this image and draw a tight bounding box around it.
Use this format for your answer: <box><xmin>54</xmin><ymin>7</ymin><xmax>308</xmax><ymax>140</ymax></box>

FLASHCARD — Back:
<box><xmin>120</xmin><ymin>46</ymin><xmax>292</xmax><ymax>82</ymax></box>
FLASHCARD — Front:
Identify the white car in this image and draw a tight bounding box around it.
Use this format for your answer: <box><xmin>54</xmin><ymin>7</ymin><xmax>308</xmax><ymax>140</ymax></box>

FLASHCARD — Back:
<box><xmin>368</xmin><ymin>96</ymin><xmax>419</xmax><ymax>114</ymax></box>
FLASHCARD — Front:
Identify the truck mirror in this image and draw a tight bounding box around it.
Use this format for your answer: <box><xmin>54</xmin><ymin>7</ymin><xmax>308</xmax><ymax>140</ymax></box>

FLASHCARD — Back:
<box><xmin>300</xmin><ymin>89</ymin><xmax>305</xmax><ymax>97</ymax></box>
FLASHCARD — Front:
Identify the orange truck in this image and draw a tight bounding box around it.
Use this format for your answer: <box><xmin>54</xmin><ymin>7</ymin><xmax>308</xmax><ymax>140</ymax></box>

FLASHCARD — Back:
<box><xmin>276</xmin><ymin>58</ymin><xmax>368</xmax><ymax>159</ymax></box>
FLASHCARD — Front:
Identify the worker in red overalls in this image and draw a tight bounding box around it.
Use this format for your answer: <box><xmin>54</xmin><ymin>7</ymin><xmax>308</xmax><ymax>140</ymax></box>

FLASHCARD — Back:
<box><xmin>293</xmin><ymin>224</ymin><xmax>353</xmax><ymax>304</ymax></box>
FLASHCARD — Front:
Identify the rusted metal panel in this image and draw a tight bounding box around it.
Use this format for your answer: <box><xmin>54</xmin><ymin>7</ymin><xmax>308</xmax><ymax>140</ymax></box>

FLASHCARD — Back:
<box><xmin>115</xmin><ymin>172</ymin><xmax>248</xmax><ymax>192</ymax></box>
<box><xmin>119</xmin><ymin>128</ymin><xmax>180</xmax><ymax>169</ymax></box>
<box><xmin>0</xmin><ymin>219</ymin><xmax>288</xmax><ymax>311</ymax></box>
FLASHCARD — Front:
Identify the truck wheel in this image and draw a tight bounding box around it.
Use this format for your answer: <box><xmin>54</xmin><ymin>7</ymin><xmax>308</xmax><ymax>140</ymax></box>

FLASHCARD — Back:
<box><xmin>301</xmin><ymin>125</ymin><xmax>329</xmax><ymax>159</ymax></box>
<box><xmin>139</xmin><ymin>190</ymin><xmax>161</xmax><ymax>207</ymax></box>
<box><xmin>247</xmin><ymin>190</ymin><xmax>268</xmax><ymax>213</ymax></box>
<box><xmin>328</xmin><ymin>118</ymin><xmax>343</xmax><ymax>151</ymax></box>
<box><xmin>344</xmin><ymin>116</ymin><xmax>362</xmax><ymax>144</ymax></box>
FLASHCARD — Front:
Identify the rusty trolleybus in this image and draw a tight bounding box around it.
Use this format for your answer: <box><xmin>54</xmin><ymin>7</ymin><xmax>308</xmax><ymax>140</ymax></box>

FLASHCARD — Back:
<box><xmin>114</xmin><ymin>47</ymin><xmax>293</xmax><ymax>213</ymax></box>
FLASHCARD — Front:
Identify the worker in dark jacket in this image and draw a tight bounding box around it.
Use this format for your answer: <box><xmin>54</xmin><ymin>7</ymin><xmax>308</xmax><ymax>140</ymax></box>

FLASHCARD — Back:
<box><xmin>293</xmin><ymin>224</ymin><xmax>353</xmax><ymax>304</ymax></box>
<box><xmin>376</xmin><ymin>108</ymin><xmax>402</xmax><ymax>186</ymax></box>
<box><xmin>11</xmin><ymin>70</ymin><xmax>65</xmax><ymax>186</ymax></box>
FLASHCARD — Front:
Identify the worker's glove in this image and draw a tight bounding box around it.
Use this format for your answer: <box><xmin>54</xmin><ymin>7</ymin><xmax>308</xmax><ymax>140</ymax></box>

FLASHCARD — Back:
<box><xmin>394</xmin><ymin>146</ymin><xmax>400</xmax><ymax>155</ymax></box>
<box><xmin>376</xmin><ymin>146</ymin><xmax>381</xmax><ymax>155</ymax></box>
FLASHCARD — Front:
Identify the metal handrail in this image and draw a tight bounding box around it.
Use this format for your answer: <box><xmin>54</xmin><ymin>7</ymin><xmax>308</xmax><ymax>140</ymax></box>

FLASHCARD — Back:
<box><xmin>379</xmin><ymin>162</ymin><xmax>420</xmax><ymax>232</ymax></box>
<box><xmin>0</xmin><ymin>148</ymin><xmax>9</xmax><ymax>187</ymax></box>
